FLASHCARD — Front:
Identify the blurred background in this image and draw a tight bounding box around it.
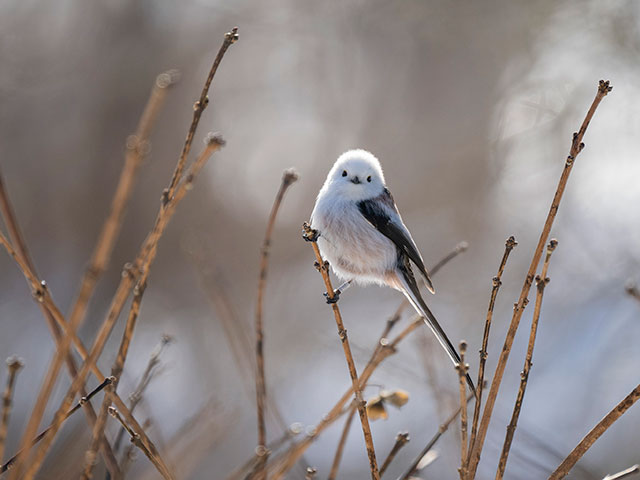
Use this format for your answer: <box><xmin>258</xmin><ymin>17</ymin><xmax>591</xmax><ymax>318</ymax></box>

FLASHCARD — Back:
<box><xmin>1</xmin><ymin>1</ymin><xmax>639</xmax><ymax>478</ymax></box>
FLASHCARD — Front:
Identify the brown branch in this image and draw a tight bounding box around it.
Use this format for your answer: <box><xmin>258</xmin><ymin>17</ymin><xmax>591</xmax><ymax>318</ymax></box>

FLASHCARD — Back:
<box><xmin>68</xmin><ymin>68</ymin><xmax>179</xmax><ymax>340</ymax></box>
<box><xmin>457</xmin><ymin>341</ymin><xmax>469</xmax><ymax>479</ymax></box>
<box><xmin>0</xmin><ymin>357</ymin><xmax>23</xmax><ymax>463</ymax></box>
<box><xmin>548</xmin><ymin>384</ymin><xmax>640</xmax><ymax>480</ymax></box>
<box><xmin>0</xmin><ymin>376</ymin><xmax>114</xmax><ymax>474</ymax></box>
<box><xmin>379</xmin><ymin>432</ymin><xmax>409</xmax><ymax>477</ymax></box>
<box><xmin>328</xmin><ymin>405</ymin><xmax>357</xmax><ymax>480</ymax></box>
<box><xmin>269</xmin><ymin>242</ymin><xmax>468</xmax><ymax>479</ymax></box>
<box><xmin>467</xmin><ymin>236</ymin><xmax>517</xmax><ymax>467</ymax></box>
<box><xmin>495</xmin><ymin>239</ymin><xmax>557</xmax><ymax>480</ymax></box>
<box><xmin>603</xmin><ymin>465</ymin><xmax>640</xmax><ymax>480</ymax></box>
<box><xmin>466</xmin><ymin>80</ymin><xmax>612</xmax><ymax>478</ymax></box>
<box><xmin>164</xmin><ymin>27</ymin><xmax>237</xmax><ymax>204</ymax></box>
<box><xmin>252</xmin><ymin>169</ymin><xmax>299</xmax><ymax>480</ymax></box>
<box><xmin>107</xmin><ymin>407</ymin><xmax>158</xmax><ymax>472</ymax></box>
<box><xmin>398</xmin><ymin>392</ymin><xmax>474</xmax><ymax>480</ymax></box>
<box><xmin>0</xmin><ymin>176</ymin><xmax>121</xmax><ymax>478</ymax></box>
<box><xmin>302</xmin><ymin>222</ymin><xmax>380</xmax><ymax>480</ymax></box>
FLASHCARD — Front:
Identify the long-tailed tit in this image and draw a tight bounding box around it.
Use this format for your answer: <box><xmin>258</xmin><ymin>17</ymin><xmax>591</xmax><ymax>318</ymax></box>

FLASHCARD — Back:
<box><xmin>310</xmin><ymin>149</ymin><xmax>475</xmax><ymax>394</ymax></box>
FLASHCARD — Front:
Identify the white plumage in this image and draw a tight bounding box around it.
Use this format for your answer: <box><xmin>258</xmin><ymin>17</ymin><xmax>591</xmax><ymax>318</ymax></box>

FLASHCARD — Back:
<box><xmin>310</xmin><ymin>149</ymin><xmax>475</xmax><ymax>394</ymax></box>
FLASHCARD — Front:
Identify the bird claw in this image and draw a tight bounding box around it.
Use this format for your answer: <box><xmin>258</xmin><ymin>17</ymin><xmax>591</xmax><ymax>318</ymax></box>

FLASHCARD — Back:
<box><xmin>324</xmin><ymin>289</ymin><xmax>340</xmax><ymax>304</ymax></box>
<box><xmin>303</xmin><ymin>227</ymin><xmax>320</xmax><ymax>242</ymax></box>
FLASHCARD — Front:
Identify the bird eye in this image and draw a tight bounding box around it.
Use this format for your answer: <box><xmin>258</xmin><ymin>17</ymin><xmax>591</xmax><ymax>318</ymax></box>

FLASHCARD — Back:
<box><xmin>367</xmin><ymin>176</ymin><xmax>372</xmax><ymax>182</ymax></box>
<box><xmin>342</xmin><ymin>170</ymin><xmax>347</xmax><ymax>177</ymax></box>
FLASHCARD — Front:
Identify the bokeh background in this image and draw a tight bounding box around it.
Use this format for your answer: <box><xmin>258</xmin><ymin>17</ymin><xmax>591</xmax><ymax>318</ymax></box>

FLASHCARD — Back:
<box><xmin>1</xmin><ymin>1</ymin><xmax>639</xmax><ymax>479</ymax></box>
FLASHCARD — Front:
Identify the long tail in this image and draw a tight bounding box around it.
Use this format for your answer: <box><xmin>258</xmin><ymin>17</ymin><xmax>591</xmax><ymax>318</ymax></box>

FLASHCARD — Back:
<box><xmin>393</xmin><ymin>268</ymin><xmax>477</xmax><ymax>397</ymax></box>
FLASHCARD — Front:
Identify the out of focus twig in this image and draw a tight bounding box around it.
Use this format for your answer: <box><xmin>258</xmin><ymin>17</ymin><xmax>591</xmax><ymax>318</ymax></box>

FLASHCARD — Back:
<box><xmin>466</xmin><ymin>80</ymin><xmax>613</xmax><ymax>478</ymax></box>
<box><xmin>625</xmin><ymin>282</ymin><xmax>640</xmax><ymax>303</ymax></box>
<box><xmin>379</xmin><ymin>432</ymin><xmax>409</xmax><ymax>477</ymax></box>
<box><xmin>548</xmin><ymin>383</ymin><xmax>640</xmax><ymax>480</ymax></box>
<box><xmin>302</xmin><ymin>222</ymin><xmax>380</xmax><ymax>480</ymax></box>
<box><xmin>252</xmin><ymin>169</ymin><xmax>299</xmax><ymax>479</ymax></box>
<box><xmin>328</xmin><ymin>404</ymin><xmax>357</xmax><ymax>480</ymax></box>
<box><xmin>496</xmin><ymin>239</ymin><xmax>556</xmax><ymax>480</ymax></box>
<box><xmin>467</xmin><ymin>236</ymin><xmax>516</xmax><ymax>467</ymax></box>
<box><xmin>0</xmin><ymin>357</ymin><xmax>23</xmax><ymax>463</ymax></box>
<box><xmin>603</xmin><ymin>465</ymin><xmax>640</xmax><ymax>480</ymax></box>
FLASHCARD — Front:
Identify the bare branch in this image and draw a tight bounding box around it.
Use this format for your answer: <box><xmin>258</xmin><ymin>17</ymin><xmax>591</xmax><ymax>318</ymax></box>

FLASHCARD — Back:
<box><xmin>379</xmin><ymin>432</ymin><xmax>410</xmax><ymax>477</ymax></box>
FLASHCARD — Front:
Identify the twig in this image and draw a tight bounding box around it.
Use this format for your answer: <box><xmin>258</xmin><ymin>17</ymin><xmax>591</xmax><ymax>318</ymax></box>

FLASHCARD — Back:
<box><xmin>466</xmin><ymin>80</ymin><xmax>612</xmax><ymax>478</ymax></box>
<box><xmin>625</xmin><ymin>282</ymin><xmax>640</xmax><ymax>303</ymax></box>
<box><xmin>496</xmin><ymin>239</ymin><xmax>556</xmax><ymax>480</ymax></box>
<box><xmin>328</xmin><ymin>404</ymin><xmax>357</xmax><ymax>480</ymax></box>
<box><xmin>269</xmin><ymin>242</ymin><xmax>468</xmax><ymax>479</ymax></box>
<box><xmin>456</xmin><ymin>341</ymin><xmax>469</xmax><ymax>479</ymax></box>
<box><xmin>0</xmin><ymin>376</ymin><xmax>114</xmax><ymax>474</ymax></box>
<box><xmin>252</xmin><ymin>169</ymin><xmax>299</xmax><ymax>480</ymax></box>
<box><xmin>603</xmin><ymin>465</ymin><xmax>640</xmax><ymax>480</ymax></box>
<box><xmin>120</xmin><ymin>418</ymin><xmax>152</xmax><ymax>478</ymax></box>
<box><xmin>467</xmin><ymin>236</ymin><xmax>517</xmax><ymax>467</ymax></box>
<box><xmin>379</xmin><ymin>432</ymin><xmax>410</xmax><ymax>477</ymax></box>
<box><xmin>0</xmin><ymin>357</ymin><xmax>23</xmax><ymax>463</ymax></box>
<box><xmin>302</xmin><ymin>222</ymin><xmax>380</xmax><ymax>480</ymax></box>
<box><xmin>68</xmin><ymin>68</ymin><xmax>179</xmax><ymax>343</ymax></box>
<box><xmin>398</xmin><ymin>392</ymin><xmax>474</xmax><ymax>480</ymax></box>
<box><xmin>548</xmin><ymin>384</ymin><xmax>640</xmax><ymax>480</ymax></box>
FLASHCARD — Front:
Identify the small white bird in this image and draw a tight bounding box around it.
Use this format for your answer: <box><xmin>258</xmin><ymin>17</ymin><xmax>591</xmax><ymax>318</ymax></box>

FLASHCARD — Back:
<box><xmin>310</xmin><ymin>149</ymin><xmax>475</xmax><ymax>394</ymax></box>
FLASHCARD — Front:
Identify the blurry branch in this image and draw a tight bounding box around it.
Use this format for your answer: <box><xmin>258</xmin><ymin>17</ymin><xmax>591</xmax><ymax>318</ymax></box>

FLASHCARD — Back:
<box><xmin>456</xmin><ymin>341</ymin><xmax>469</xmax><ymax>479</ymax></box>
<box><xmin>625</xmin><ymin>282</ymin><xmax>640</xmax><ymax>303</ymax></box>
<box><xmin>398</xmin><ymin>392</ymin><xmax>474</xmax><ymax>480</ymax></box>
<box><xmin>466</xmin><ymin>80</ymin><xmax>613</xmax><ymax>478</ymax></box>
<box><xmin>603</xmin><ymin>465</ymin><xmax>640</xmax><ymax>480</ymax></box>
<box><xmin>269</xmin><ymin>242</ymin><xmax>468</xmax><ymax>478</ymax></box>
<box><xmin>302</xmin><ymin>222</ymin><xmax>380</xmax><ymax>480</ymax></box>
<box><xmin>496</xmin><ymin>239</ymin><xmax>556</xmax><ymax>480</ymax></box>
<box><xmin>121</xmin><ymin>418</ymin><xmax>151</xmax><ymax>478</ymax></box>
<box><xmin>0</xmin><ymin>357</ymin><xmax>23</xmax><ymax>463</ymax></box>
<box><xmin>467</xmin><ymin>236</ymin><xmax>517</xmax><ymax>466</ymax></box>
<box><xmin>548</xmin><ymin>384</ymin><xmax>640</xmax><ymax>480</ymax></box>
<box><xmin>113</xmin><ymin>336</ymin><xmax>174</xmax><ymax>454</ymax></box>
<box><xmin>0</xmin><ymin>175</ymin><xmax>121</xmax><ymax>477</ymax></box>
<box><xmin>379</xmin><ymin>432</ymin><xmax>410</xmax><ymax>477</ymax></box>
<box><xmin>252</xmin><ymin>169</ymin><xmax>299</xmax><ymax>480</ymax></box>
<box><xmin>328</xmin><ymin>404</ymin><xmax>357</xmax><ymax>480</ymax></box>
<box><xmin>0</xmin><ymin>376</ymin><xmax>114</xmax><ymax>474</ymax></box>
<box><xmin>68</xmin><ymin>68</ymin><xmax>179</xmax><ymax>355</ymax></box>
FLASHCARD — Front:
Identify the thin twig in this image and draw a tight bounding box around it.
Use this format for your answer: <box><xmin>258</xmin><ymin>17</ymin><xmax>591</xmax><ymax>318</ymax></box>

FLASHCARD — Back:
<box><xmin>328</xmin><ymin>405</ymin><xmax>357</xmax><ymax>480</ymax></box>
<box><xmin>302</xmin><ymin>222</ymin><xmax>380</xmax><ymax>480</ymax></box>
<box><xmin>252</xmin><ymin>169</ymin><xmax>299</xmax><ymax>480</ymax></box>
<box><xmin>107</xmin><ymin>407</ymin><xmax>157</xmax><ymax>469</ymax></box>
<box><xmin>398</xmin><ymin>392</ymin><xmax>474</xmax><ymax>480</ymax></box>
<box><xmin>0</xmin><ymin>357</ymin><xmax>23</xmax><ymax>463</ymax></box>
<box><xmin>0</xmin><ymin>376</ymin><xmax>114</xmax><ymax>474</ymax></box>
<box><xmin>467</xmin><ymin>236</ymin><xmax>517</xmax><ymax>467</ymax></box>
<box><xmin>456</xmin><ymin>341</ymin><xmax>469</xmax><ymax>479</ymax></box>
<box><xmin>466</xmin><ymin>80</ymin><xmax>612</xmax><ymax>478</ymax></box>
<box><xmin>120</xmin><ymin>418</ymin><xmax>152</xmax><ymax>478</ymax></box>
<box><xmin>496</xmin><ymin>239</ymin><xmax>557</xmax><ymax>480</ymax></box>
<box><xmin>548</xmin><ymin>384</ymin><xmax>640</xmax><ymax>480</ymax></box>
<box><xmin>269</xmin><ymin>242</ymin><xmax>468</xmax><ymax>479</ymax></box>
<box><xmin>379</xmin><ymin>432</ymin><xmax>409</xmax><ymax>477</ymax></box>
<box><xmin>603</xmin><ymin>465</ymin><xmax>640</xmax><ymax>480</ymax></box>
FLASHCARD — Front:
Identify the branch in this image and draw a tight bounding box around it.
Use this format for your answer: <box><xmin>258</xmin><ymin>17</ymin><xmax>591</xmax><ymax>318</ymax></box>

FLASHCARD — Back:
<box><xmin>496</xmin><ymin>239</ymin><xmax>557</xmax><ymax>480</ymax></box>
<box><xmin>466</xmin><ymin>80</ymin><xmax>612</xmax><ymax>478</ymax></box>
<box><xmin>0</xmin><ymin>357</ymin><xmax>23</xmax><ymax>463</ymax></box>
<box><xmin>467</xmin><ymin>236</ymin><xmax>517</xmax><ymax>467</ymax></box>
<box><xmin>379</xmin><ymin>432</ymin><xmax>410</xmax><ymax>477</ymax></box>
<box><xmin>328</xmin><ymin>405</ymin><xmax>357</xmax><ymax>480</ymax></box>
<box><xmin>252</xmin><ymin>169</ymin><xmax>299</xmax><ymax>479</ymax></box>
<box><xmin>302</xmin><ymin>222</ymin><xmax>380</xmax><ymax>480</ymax></box>
<box><xmin>457</xmin><ymin>341</ymin><xmax>469</xmax><ymax>479</ymax></box>
<box><xmin>548</xmin><ymin>384</ymin><xmax>640</xmax><ymax>480</ymax></box>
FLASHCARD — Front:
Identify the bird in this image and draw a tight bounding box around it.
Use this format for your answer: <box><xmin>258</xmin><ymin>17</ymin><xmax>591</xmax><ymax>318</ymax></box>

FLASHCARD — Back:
<box><xmin>310</xmin><ymin>149</ymin><xmax>475</xmax><ymax>395</ymax></box>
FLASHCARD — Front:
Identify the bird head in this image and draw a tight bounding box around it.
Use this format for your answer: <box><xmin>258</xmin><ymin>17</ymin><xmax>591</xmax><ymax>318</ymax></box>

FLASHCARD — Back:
<box><xmin>325</xmin><ymin>149</ymin><xmax>386</xmax><ymax>202</ymax></box>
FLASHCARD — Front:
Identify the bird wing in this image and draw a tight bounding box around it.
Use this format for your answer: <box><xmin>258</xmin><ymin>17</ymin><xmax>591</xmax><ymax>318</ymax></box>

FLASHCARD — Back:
<box><xmin>393</xmin><ymin>258</ymin><xmax>476</xmax><ymax>396</ymax></box>
<box><xmin>357</xmin><ymin>188</ymin><xmax>435</xmax><ymax>293</ymax></box>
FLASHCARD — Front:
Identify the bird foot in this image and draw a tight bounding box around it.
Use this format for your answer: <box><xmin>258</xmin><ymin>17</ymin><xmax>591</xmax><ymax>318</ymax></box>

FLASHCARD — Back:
<box><xmin>303</xmin><ymin>228</ymin><xmax>320</xmax><ymax>242</ymax></box>
<box><xmin>323</xmin><ymin>289</ymin><xmax>341</xmax><ymax>304</ymax></box>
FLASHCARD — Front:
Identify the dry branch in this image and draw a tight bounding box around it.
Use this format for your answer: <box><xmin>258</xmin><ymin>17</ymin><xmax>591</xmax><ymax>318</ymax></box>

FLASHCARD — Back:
<box><xmin>252</xmin><ymin>169</ymin><xmax>299</xmax><ymax>480</ymax></box>
<box><xmin>0</xmin><ymin>357</ymin><xmax>23</xmax><ymax>463</ymax></box>
<box><xmin>328</xmin><ymin>405</ymin><xmax>357</xmax><ymax>480</ymax></box>
<box><xmin>466</xmin><ymin>80</ymin><xmax>612</xmax><ymax>478</ymax></box>
<box><xmin>548</xmin><ymin>384</ymin><xmax>640</xmax><ymax>480</ymax></box>
<box><xmin>379</xmin><ymin>432</ymin><xmax>410</xmax><ymax>477</ymax></box>
<box><xmin>456</xmin><ymin>341</ymin><xmax>469</xmax><ymax>479</ymax></box>
<box><xmin>495</xmin><ymin>239</ymin><xmax>556</xmax><ymax>480</ymax></box>
<box><xmin>467</xmin><ymin>236</ymin><xmax>516</xmax><ymax>466</ymax></box>
<box><xmin>302</xmin><ymin>222</ymin><xmax>380</xmax><ymax>480</ymax></box>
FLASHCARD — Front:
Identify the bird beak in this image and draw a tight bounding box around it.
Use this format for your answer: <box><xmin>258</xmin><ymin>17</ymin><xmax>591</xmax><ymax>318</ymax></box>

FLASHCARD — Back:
<box><xmin>351</xmin><ymin>176</ymin><xmax>361</xmax><ymax>184</ymax></box>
